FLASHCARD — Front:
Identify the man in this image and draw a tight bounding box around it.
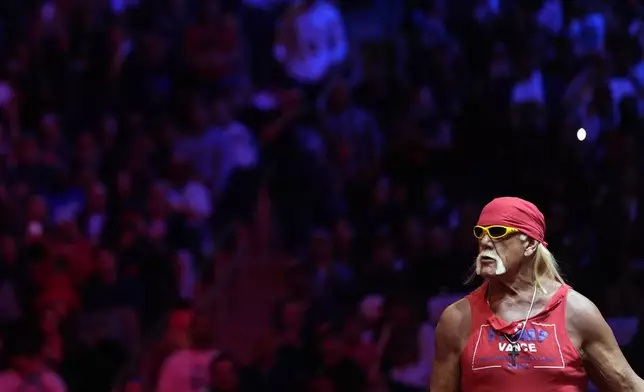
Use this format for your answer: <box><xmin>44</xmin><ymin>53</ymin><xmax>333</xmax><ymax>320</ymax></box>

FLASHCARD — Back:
<box><xmin>141</xmin><ymin>301</ymin><xmax>193</xmax><ymax>392</ymax></box>
<box><xmin>156</xmin><ymin>313</ymin><xmax>220</xmax><ymax>392</ymax></box>
<box><xmin>0</xmin><ymin>324</ymin><xmax>66</xmax><ymax>391</ymax></box>
<box><xmin>430</xmin><ymin>197</ymin><xmax>644</xmax><ymax>392</ymax></box>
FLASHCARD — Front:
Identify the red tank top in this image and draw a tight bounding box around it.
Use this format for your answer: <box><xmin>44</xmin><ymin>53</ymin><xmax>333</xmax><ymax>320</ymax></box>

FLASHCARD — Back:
<box><xmin>460</xmin><ymin>282</ymin><xmax>588</xmax><ymax>392</ymax></box>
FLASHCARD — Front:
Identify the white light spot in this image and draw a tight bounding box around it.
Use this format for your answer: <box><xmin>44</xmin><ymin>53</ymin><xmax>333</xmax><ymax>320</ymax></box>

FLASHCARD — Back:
<box><xmin>576</xmin><ymin>128</ymin><xmax>586</xmax><ymax>141</ymax></box>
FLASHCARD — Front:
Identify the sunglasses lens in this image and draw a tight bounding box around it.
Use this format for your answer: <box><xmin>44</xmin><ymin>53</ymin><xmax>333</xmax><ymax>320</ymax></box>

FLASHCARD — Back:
<box><xmin>473</xmin><ymin>226</ymin><xmax>484</xmax><ymax>238</ymax></box>
<box><xmin>487</xmin><ymin>226</ymin><xmax>508</xmax><ymax>238</ymax></box>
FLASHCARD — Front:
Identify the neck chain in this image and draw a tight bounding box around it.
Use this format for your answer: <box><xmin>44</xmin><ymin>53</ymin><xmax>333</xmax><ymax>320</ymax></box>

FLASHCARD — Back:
<box><xmin>486</xmin><ymin>282</ymin><xmax>538</xmax><ymax>366</ymax></box>
<box><xmin>487</xmin><ymin>282</ymin><xmax>538</xmax><ymax>342</ymax></box>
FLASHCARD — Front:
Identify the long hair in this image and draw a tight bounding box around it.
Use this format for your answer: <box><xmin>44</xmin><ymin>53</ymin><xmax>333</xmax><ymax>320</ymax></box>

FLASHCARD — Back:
<box><xmin>532</xmin><ymin>241</ymin><xmax>566</xmax><ymax>292</ymax></box>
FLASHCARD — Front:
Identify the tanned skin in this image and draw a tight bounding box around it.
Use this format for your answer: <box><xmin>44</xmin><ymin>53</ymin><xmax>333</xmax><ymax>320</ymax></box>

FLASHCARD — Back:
<box><xmin>430</xmin><ymin>232</ymin><xmax>644</xmax><ymax>392</ymax></box>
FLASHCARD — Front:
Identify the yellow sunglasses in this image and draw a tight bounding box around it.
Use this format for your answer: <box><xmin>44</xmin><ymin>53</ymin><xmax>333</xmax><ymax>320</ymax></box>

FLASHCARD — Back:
<box><xmin>473</xmin><ymin>225</ymin><xmax>520</xmax><ymax>240</ymax></box>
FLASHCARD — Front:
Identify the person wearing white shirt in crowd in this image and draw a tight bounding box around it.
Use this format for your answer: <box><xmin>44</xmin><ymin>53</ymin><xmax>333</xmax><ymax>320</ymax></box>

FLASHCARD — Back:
<box><xmin>0</xmin><ymin>326</ymin><xmax>67</xmax><ymax>392</ymax></box>
<box><xmin>212</xmin><ymin>98</ymin><xmax>258</xmax><ymax>192</ymax></box>
<box><xmin>173</xmin><ymin>97</ymin><xmax>222</xmax><ymax>191</ymax></box>
<box><xmin>156</xmin><ymin>314</ymin><xmax>220</xmax><ymax>392</ymax></box>
<box><xmin>568</xmin><ymin>2</ymin><xmax>606</xmax><ymax>58</ymax></box>
<box><xmin>165</xmin><ymin>160</ymin><xmax>213</xmax><ymax>223</ymax></box>
<box><xmin>274</xmin><ymin>0</ymin><xmax>348</xmax><ymax>91</ymax></box>
<box><xmin>510</xmin><ymin>50</ymin><xmax>547</xmax><ymax>133</ymax></box>
<box><xmin>537</xmin><ymin>0</ymin><xmax>563</xmax><ymax>36</ymax></box>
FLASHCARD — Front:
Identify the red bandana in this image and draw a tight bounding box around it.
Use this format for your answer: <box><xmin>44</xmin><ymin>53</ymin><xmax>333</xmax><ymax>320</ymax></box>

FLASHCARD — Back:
<box><xmin>477</xmin><ymin>197</ymin><xmax>548</xmax><ymax>247</ymax></box>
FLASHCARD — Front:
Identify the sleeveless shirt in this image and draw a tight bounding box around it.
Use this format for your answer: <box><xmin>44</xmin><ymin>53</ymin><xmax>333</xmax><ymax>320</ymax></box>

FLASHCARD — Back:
<box><xmin>460</xmin><ymin>282</ymin><xmax>588</xmax><ymax>392</ymax></box>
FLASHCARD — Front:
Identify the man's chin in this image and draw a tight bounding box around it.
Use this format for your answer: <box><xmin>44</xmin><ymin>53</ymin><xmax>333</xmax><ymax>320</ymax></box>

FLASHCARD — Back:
<box><xmin>478</xmin><ymin>268</ymin><xmax>498</xmax><ymax>278</ymax></box>
<box><xmin>477</xmin><ymin>261</ymin><xmax>506</xmax><ymax>277</ymax></box>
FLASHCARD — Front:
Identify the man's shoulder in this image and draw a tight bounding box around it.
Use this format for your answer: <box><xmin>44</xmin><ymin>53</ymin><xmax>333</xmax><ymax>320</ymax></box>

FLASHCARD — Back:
<box><xmin>434</xmin><ymin>298</ymin><xmax>471</xmax><ymax>355</ymax></box>
<box><xmin>565</xmin><ymin>289</ymin><xmax>599</xmax><ymax>317</ymax></box>
<box><xmin>436</xmin><ymin>298</ymin><xmax>471</xmax><ymax>337</ymax></box>
<box><xmin>441</xmin><ymin>298</ymin><xmax>471</xmax><ymax>322</ymax></box>
<box><xmin>565</xmin><ymin>289</ymin><xmax>605</xmax><ymax>337</ymax></box>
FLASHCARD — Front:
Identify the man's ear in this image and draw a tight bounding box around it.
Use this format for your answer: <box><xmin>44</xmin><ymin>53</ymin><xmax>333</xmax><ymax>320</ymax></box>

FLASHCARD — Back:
<box><xmin>524</xmin><ymin>239</ymin><xmax>538</xmax><ymax>257</ymax></box>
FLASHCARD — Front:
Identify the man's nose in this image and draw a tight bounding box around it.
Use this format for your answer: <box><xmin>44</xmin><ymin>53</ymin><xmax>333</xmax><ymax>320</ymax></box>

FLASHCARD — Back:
<box><xmin>479</xmin><ymin>234</ymin><xmax>494</xmax><ymax>248</ymax></box>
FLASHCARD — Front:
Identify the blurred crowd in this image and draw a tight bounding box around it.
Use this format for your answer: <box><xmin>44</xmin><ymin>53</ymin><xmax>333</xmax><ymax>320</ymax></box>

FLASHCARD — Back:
<box><xmin>1</xmin><ymin>0</ymin><xmax>644</xmax><ymax>391</ymax></box>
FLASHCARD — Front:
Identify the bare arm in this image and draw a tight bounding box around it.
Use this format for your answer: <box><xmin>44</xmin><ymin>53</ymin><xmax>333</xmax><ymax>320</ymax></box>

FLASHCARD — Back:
<box><xmin>567</xmin><ymin>290</ymin><xmax>644</xmax><ymax>392</ymax></box>
<box><xmin>430</xmin><ymin>299</ymin><xmax>470</xmax><ymax>392</ymax></box>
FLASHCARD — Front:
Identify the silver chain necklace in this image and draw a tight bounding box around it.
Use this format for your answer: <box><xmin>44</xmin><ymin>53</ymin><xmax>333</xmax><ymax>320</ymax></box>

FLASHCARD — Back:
<box><xmin>487</xmin><ymin>283</ymin><xmax>538</xmax><ymax>366</ymax></box>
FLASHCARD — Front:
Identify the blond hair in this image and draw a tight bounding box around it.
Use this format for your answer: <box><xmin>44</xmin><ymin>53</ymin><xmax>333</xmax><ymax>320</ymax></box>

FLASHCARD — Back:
<box><xmin>532</xmin><ymin>241</ymin><xmax>566</xmax><ymax>292</ymax></box>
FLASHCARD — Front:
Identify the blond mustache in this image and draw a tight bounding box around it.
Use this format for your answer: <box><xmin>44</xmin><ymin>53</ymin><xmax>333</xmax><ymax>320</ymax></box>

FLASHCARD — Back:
<box><xmin>476</xmin><ymin>250</ymin><xmax>506</xmax><ymax>275</ymax></box>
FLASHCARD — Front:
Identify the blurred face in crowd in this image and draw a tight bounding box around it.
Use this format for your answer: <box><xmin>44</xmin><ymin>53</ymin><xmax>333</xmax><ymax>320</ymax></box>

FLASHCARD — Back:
<box><xmin>591</xmin><ymin>84</ymin><xmax>612</xmax><ymax>118</ymax></box>
<box><xmin>169</xmin><ymin>0</ymin><xmax>188</xmax><ymax>12</ymax></box>
<box><xmin>75</xmin><ymin>132</ymin><xmax>95</xmax><ymax>166</ymax></box>
<box><xmin>411</xmin><ymin>87</ymin><xmax>436</xmax><ymax>120</ymax></box>
<box><xmin>40</xmin><ymin>114</ymin><xmax>60</xmax><ymax>148</ymax></box>
<box><xmin>402</xmin><ymin>218</ymin><xmax>423</xmax><ymax>253</ymax></box>
<box><xmin>426</xmin><ymin>226</ymin><xmax>452</xmax><ymax>257</ymax></box>
<box><xmin>26</xmin><ymin>196</ymin><xmax>48</xmax><ymax>223</ymax></box>
<box><xmin>621</xmin><ymin>167</ymin><xmax>638</xmax><ymax>195</ymax></box>
<box><xmin>387</xmin><ymin>302</ymin><xmax>412</xmax><ymax>326</ymax></box>
<box><xmin>548</xmin><ymin>203</ymin><xmax>566</xmax><ymax>234</ymax></box>
<box><xmin>333</xmin><ymin>220</ymin><xmax>353</xmax><ymax>253</ymax></box>
<box><xmin>281</xmin><ymin>301</ymin><xmax>304</xmax><ymax>331</ymax></box>
<box><xmin>98</xmin><ymin>114</ymin><xmax>118</xmax><ymax>144</ymax></box>
<box><xmin>202</xmin><ymin>0</ymin><xmax>221</xmax><ymax>24</ymax></box>
<box><xmin>373</xmin><ymin>178</ymin><xmax>391</xmax><ymax>206</ymax></box>
<box><xmin>286</xmin><ymin>266</ymin><xmax>312</xmax><ymax>299</ymax></box>
<box><xmin>141</xmin><ymin>33</ymin><xmax>167</xmax><ymax>65</ymax></box>
<box><xmin>123</xmin><ymin>380</ymin><xmax>142</xmax><ymax>392</ymax></box>
<box><xmin>390</xmin><ymin>332</ymin><xmax>418</xmax><ymax>367</ymax></box>
<box><xmin>213</xmin><ymin>99</ymin><xmax>233</xmax><ymax>126</ymax></box>
<box><xmin>489</xmin><ymin>44</ymin><xmax>510</xmax><ymax>79</ymax></box>
<box><xmin>188</xmin><ymin>99</ymin><xmax>208</xmax><ymax>131</ymax></box>
<box><xmin>373</xmin><ymin>240</ymin><xmax>395</xmax><ymax>267</ymax></box>
<box><xmin>39</xmin><ymin>307</ymin><xmax>60</xmax><ymax>335</ymax></box>
<box><xmin>12</xmin><ymin>354</ymin><xmax>43</xmax><ymax>376</ymax></box>
<box><xmin>87</xmin><ymin>183</ymin><xmax>107</xmax><ymax>213</ymax></box>
<box><xmin>169</xmin><ymin>161</ymin><xmax>191</xmax><ymax>187</ymax></box>
<box><xmin>513</xmin><ymin>103</ymin><xmax>546</xmax><ymax>132</ymax></box>
<box><xmin>320</xmin><ymin>334</ymin><xmax>344</xmax><ymax>365</ymax></box>
<box><xmin>342</xmin><ymin>317</ymin><xmax>363</xmax><ymax>344</ymax></box>
<box><xmin>210</xmin><ymin>358</ymin><xmax>238</xmax><ymax>392</ymax></box>
<box><xmin>97</xmin><ymin>249</ymin><xmax>117</xmax><ymax>284</ymax></box>
<box><xmin>0</xmin><ymin>235</ymin><xmax>17</xmax><ymax>266</ymax></box>
<box><xmin>19</xmin><ymin>137</ymin><xmax>39</xmax><ymax>165</ymax></box>
<box><xmin>310</xmin><ymin>232</ymin><xmax>333</xmax><ymax>264</ymax></box>
<box><xmin>168</xmin><ymin>308</ymin><xmax>193</xmax><ymax>333</ymax></box>
<box><xmin>310</xmin><ymin>377</ymin><xmax>335</xmax><ymax>392</ymax></box>
<box><xmin>147</xmin><ymin>185</ymin><xmax>168</xmax><ymax>219</ymax></box>
<box><xmin>516</xmin><ymin>50</ymin><xmax>538</xmax><ymax>79</ymax></box>
<box><xmin>190</xmin><ymin>314</ymin><xmax>215</xmax><ymax>349</ymax></box>
<box><xmin>252</xmin><ymin>335</ymin><xmax>276</xmax><ymax>365</ymax></box>
<box><xmin>57</xmin><ymin>217</ymin><xmax>81</xmax><ymax>241</ymax></box>
<box><xmin>328</xmin><ymin>83</ymin><xmax>351</xmax><ymax>110</ymax></box>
